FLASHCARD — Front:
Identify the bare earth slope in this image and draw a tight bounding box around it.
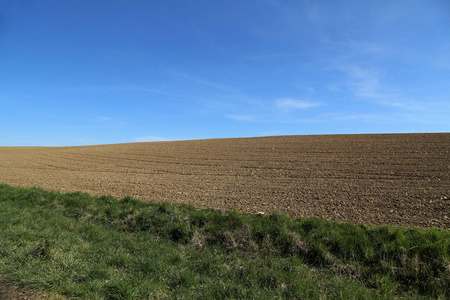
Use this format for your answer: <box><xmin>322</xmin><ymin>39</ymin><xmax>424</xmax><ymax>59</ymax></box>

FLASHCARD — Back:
<box><xmin>0</xmin><ymin>133</ymin><xmax>448</xmax><ymax>229</ymax></box>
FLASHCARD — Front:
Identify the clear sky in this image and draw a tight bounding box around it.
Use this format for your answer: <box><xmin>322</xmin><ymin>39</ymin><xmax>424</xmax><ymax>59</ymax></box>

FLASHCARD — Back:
<box><xmin>1</xmin><ymin>0</ymin><xmax>449</xmax><ymax>146</ymax></box>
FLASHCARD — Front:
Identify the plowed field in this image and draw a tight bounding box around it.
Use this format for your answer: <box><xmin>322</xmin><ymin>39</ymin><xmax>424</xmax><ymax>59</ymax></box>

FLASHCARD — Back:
<box><xmin>0</xmin><ymin>133</ymin><xmax>448</xmax><ymax>229</ymax></box>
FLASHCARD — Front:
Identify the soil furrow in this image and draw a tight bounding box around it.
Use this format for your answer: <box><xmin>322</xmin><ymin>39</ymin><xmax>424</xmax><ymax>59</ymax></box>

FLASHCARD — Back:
<box><xmin>0</xmin><ymin>133</ymin><xmax>448</xmax><ymax>229</ymax></box>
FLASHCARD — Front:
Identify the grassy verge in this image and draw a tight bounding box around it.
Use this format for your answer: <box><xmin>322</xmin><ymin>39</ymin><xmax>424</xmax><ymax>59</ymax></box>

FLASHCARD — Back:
<box><xmin>0</xmin><ymin>183</ymin><xmax>448</xmax><ymax>299</ymax></box>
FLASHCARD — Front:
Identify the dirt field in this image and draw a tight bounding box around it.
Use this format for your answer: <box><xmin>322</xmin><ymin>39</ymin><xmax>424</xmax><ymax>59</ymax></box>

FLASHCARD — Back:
<box><xmin>0</xmin><ymin>133</ymin><xmax>448</xmax><ymax>229</ymax></box>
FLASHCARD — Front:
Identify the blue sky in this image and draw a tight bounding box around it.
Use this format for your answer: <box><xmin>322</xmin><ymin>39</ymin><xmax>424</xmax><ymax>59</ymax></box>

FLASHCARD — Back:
<box><xmin>1</xmin><ymin>0</ymin><xmax>449</xmax><ymax>146</ymax></box>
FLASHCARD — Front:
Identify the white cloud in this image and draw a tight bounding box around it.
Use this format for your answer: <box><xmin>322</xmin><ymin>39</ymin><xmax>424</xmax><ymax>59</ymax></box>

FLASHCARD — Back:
<box><xmin>340</xmin><ymin>66</ymin><xmax>382</xmax><ymax>98</ymax></box>
<box><xmin>241</xmin><ymin>53</ymin><xmax>302</xmax><ymax>60</ymax></box>
<box><xmin>339</xmin><ymin>65</ymin><xmax>418</xmax><ymax>109</ymax></box>
<box><xmin>171</xmin><ymin>72</ymin><xmax>239</xmax><ymax>94</ymax></box>
<box><xmin>434</xmin><ymin>44</ymin><xmax>450</xmax><ymax>69</ymax></box>
<box><xmin>133</xmin><ymin>136</ymin><xmax>170</xmax><ymax>142</ymax></box>
<box><xmin>258</xmin><ymin>130</ymin><xmax>283</xmax><ymax>136</ymax></box>
<box><xmin>275</xmin><ymin>98</ymin><xmax>321</xmax><ymax>111</ymax></box>
<box><xmin>329</xmin><ymin>40</ymin><xmax>392</xmax><ymax>59</ymax></box>
<box><xmin>320</xmin><ymin>112</ymin><xmax>381</xmax><ymax>122</ymax></box>
<box><xmin>96</xmin><ymin>116</ymin><xmax>113</xmax><ymax>122</ymax></box>
<box><xmin>93</xmin><ymin>116</ymin><xmax>127</xmax><ymax>127</ymax></box>
<box><xmin>226</xmin><ymin>114</ymin><xmax>259</xmax><ymax>122</ymax></box>
<box><xmin>226</xmin><ymin>98</ymin><xmax>321</xmax><ymax>123</ymax></box>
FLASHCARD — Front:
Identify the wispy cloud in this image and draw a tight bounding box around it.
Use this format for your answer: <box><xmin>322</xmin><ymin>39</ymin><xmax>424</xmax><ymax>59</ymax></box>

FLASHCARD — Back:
<box><xmin>257</xmin><ymin>130</ymin><xmax>284</xmax><ymax>136</ymax></box>
<box><xmin>226</xmin><ymin>97</ymin><xmax>321</xmax><ymax>123</ymax></box>
<box><xmin>320</xmin><ymin>112</ymin><xmax>382</xmax><ymax>122</ymax></box>
<box><xmin>93</xmin><ymin>116</ymin><xmax>127</xmax><ymax>127</ymax></box>
<box><xmin>241</xmin><ymin>53</ymin><xmax>302</xmax><ymax>60</ymax></box>
<box><xmin>340</xmin><ymin>66</ymin><xmax>383</xmax><ymax>98</ymax></box>
<box><xmin>170</xmin><ymin>73</ymin><xmax>240</xmax><ymax>95</ymax></box>
<box><xmin>275</xmin><ymin>98</ymin><xmax>321</xmax><ymax>111</ymax></box>
<box><xmin>332</xmin><ymin>40</ymin><xmax>392</xmax><ymax>58</ymax></box>
<box><xmin>338</xmin><ymin>65</ymin><xmax>420</xmax><ymax>109</ymax></box>
<box><xmin>119</xmin><ymin>86</ymin><xmax>181</xmax><ymax>97</ymax></box>
<box><xmin>163</xmin><ymin>71</ymin><xmax>263</xmax><ymax>110</ymax></box>
<box><xmin>133</xmin><ymin>136</ymin><xmax>170</xmax><ymax>142</ymax></box>
<box><xmin>96</xmin><ymin>116</ymin><xmax>113</xmax><ymax>122</ymax></box>
<box><xmin>434</xmin><ymin>44</ymin><xmax>450</xmax><ymax>69</ymax></box>
<box><xmin>226</xmin><ymin>114</ymin><xmax>259</xmax><ymax>122</ymax></box>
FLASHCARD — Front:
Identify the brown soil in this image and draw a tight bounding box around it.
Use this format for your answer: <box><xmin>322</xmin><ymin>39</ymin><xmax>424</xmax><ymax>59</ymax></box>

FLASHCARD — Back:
<box><xmin>0</xmin><ymin>133</ymin><xmax>448</xmax><ymax>229</ymax></box>
<box><xmin>0</xmin><ymin>283</ymin><xmax>37</xmax><ymax>300</ymax></box>
<box><xmin>0</xmin><ymin>276</ymin><xmax>60</xmax><ymax>300</ymax></box>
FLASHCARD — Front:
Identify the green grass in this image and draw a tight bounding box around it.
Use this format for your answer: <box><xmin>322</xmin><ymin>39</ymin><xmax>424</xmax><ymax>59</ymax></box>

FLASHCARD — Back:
<box><xmin>0</xmin><ymin>183</ymin><xmax>448</xmax><ymax>299</ymax></box>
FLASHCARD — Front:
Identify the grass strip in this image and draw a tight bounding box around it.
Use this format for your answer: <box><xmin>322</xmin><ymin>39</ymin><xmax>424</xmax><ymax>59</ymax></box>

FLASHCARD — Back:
<box><xmin>0</xmin><ymin>183</ymin><xmax>448</xmax><ymax>299</ymax></box>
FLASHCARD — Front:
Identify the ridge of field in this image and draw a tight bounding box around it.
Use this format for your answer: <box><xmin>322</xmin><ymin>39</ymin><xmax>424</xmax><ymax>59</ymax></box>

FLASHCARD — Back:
<box><xmin>0</xmin><ymin>133</ymin><xmax>448</xmax><ymax>229</ymax></box>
